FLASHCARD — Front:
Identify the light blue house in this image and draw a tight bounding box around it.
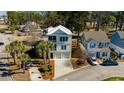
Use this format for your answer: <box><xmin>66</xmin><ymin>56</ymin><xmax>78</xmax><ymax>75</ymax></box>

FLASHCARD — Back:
<box><xmin>110</xmin><ymin>31</ymin><xmax>124</xmax><ymax>54</ymax></box>
<box><xmin>81</xmin><ymin>31</ymin><xmax>110</xmax><ymax>59</ymax></box>
<box><xmin>47</xmin><ymin>25</ymin><xmax>72</xmax><ymax>60</ymax></box>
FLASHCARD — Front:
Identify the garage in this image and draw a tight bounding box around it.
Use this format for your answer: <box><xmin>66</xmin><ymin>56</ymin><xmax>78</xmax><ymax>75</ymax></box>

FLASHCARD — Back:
<box><xmin>54</xmin><ymin>58</ymin><xmax>73</xmax><ymax>78</ymax></box>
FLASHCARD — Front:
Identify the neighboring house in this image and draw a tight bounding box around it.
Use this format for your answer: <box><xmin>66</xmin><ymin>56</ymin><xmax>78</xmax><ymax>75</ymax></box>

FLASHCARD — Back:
<box><xmin>81</xmin><ymin>31</ymin><xmax>110</xmax><ymax>59</ymax></box>
<box><xmin>0</xmin><ymin>16</ymin><xmax>7</xmax><ymax>24</ymax></box>
<box><xmin>110</xmin><ymin>31</ymin><xmax>124</xmax><ymax>54</ymax></box>
<box><xmin>22</xmin><ymin>21</ymin><xmax>41</xmax><ymax>32</ymax></box>
<box><xmin>47</xmin><ymin>25</ymin><xmax>72</xmax><ymax>60</ymax></box>
<box><xmin>20</xmin><ymin>21</ymin><xmax>42</xmax><ymax>37</ymax></box>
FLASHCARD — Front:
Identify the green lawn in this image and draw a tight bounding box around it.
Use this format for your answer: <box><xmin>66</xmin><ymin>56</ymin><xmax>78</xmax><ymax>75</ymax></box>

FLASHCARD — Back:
<box><xmin>103</xmin><ymin>77</ymin><xmax>124</xmax><ymax>81</ymax></box>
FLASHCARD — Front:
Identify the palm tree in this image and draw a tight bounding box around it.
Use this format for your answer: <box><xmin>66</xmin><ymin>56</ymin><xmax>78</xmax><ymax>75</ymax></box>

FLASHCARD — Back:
<box><xmin>6</xmin><ymin>41</ymin><xmax>26</xmax><ymax>65</ymax></box>
<box><xmin>46</xmin><ymin>41</ymin><xmax>55</xmax><ymax>62</ymax></box>
<box><xmin>35</xmin><ymin>40</ymin><xmax>54</xmax><ymax>79</ymax></box>
<box><xmin>18</xmin><ymin>53</ymin><xmax>30</xmax><ymax>73</ymax></box>
<box><xmin>35</xmin><ymin>40</ymin><xmax>54</xmax><ymax>64</ymax></box>
<box><xmin>35</xmin><ymin>40</ymin><xmax>47</xmax><ymax>65</ymax></box>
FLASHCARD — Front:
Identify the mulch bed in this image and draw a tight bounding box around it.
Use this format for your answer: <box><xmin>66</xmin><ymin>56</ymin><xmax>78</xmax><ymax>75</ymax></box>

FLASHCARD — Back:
<box><xmin>9</xmin><ymin>62</ymin><xmax>30</xmax><ymax>81</ymax></box>
<box><xmin>71</xmin><ymin>58</ymin><xmax>88</xmax><ymax>69</ymax></box>
<box><xmin>38</xmin><ymin>60</ymin><xmax>55</xmax><ymax>80</ymax></box>
<box><xmin>71</xmin><ymin>47</ymin><xmax>88</xmax><ymax>69</ymax></box>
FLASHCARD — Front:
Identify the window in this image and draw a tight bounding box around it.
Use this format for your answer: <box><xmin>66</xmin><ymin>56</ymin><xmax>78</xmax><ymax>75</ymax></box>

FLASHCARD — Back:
<box><xmin>99</xmin><ymin>42</ymin><xmax>101</xmax><ymax>46</ymax></box>
<box><xmin>94</xmin><ymin>44</ymin><xmax>96</xmax><ymax>48</ymax></box>
<box><xmin>48</xmin><ymin>36</ymin><xmax>56</xmax><ymax>42</ymax></box>
<box><xmin>102</xmin><ymin>52</ymin><xmax>107</xmax><ymax>57</ymax></box>
<box><xmin>90</xmin><ymin>43</ymin><xmax>96</xmax><ymax>48</ymax></box>
<box><xmin>60</xmin><ymin>37</ymin><xmax>62</xmax><ymax>42</ymax></box>
<box><xmin>53</xmin><ymin>36</ymin><xmax>56</xmax><ymax>41</ymax></box>
<box><xmin>66</xmin><ymin>37</ymin><xmax>68</xmax><ymax>41</ymax></box>
<box><xmin>61</xmin><ymin>45</ymin><xmax>66</xmax><ymax>50</ymax></box>
<box><xmin>48</xmin><ymin>36</ymin><xmax>52</xmax><ymax>40</ymax></box>
<box><xmin>90</xmin><ymin>44</ymin><xmax>92</xmax><ymax>48</ymax></box>
<box><xmin>99</xmin><ymin>42</ymin><xmax>103</xmax><ymax>47</ymax></box>
<box><xmin>106</xmin><ymin>42</ymin><xmax>110</xmax><ymax>47</ymax></box>
<box><xmin>60</xmin><ymin>37</ymin><xmax>68</xmax><ymax>42</ymax></box>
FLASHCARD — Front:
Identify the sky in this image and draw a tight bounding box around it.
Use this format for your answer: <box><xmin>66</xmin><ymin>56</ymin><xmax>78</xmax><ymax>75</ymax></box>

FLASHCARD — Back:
<box><xmin>0</xmin><ymin>11</ymin><xmax>6</xmax><ymax>16</ymax></box>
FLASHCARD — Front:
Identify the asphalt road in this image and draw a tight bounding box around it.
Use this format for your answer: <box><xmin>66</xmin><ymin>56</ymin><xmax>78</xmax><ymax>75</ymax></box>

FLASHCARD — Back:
<box><xmin>54</xmin><ymin>62</ymin><xmax>124</xmax><ymax>81</ymax></box>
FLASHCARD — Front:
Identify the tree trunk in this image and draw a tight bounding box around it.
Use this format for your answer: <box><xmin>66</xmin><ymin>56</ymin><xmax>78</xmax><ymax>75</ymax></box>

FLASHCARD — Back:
<box><xmin>115</xmin><ymin>22</ymin><xmax>118</xmax><ymax>31</ymax></box>
<box><xmin>43</xmin><ymin>53</ymin><xmax>47</xmax><ymax>77</ymax></box>
<box><xmin>22</xmin><ymin>61</ymin><xmax>25</xmax><ymax>73</ymax></box>
<box><xmin>93</xmin><ymin>21</ymin><xmax>96</xmax><ymax>29</ymax></box>
<box><xmin>96</xmin><ymin>12</ymin><xmax>101</xmax><ymax>31</ymax></box>
<box><xmin>119</xmin><ymin>20</ymin><xmax>123</xmax><ymax>30</ymax></box>
<box><xmin>12</xmin><ymin>52</ymin><xmax>17</xmax><ymax>65</ymax></box>
<box><xmin>19</xmin><ymin>62</ymin><xmax>21</xmax><ymax>69</ymax></box>
<box><xmin>48</xmin><ymin>50</ymin><xmax>51</xmax><ymax>64</ymax></box>
<box><xmin>77</xmin><ymin>30</ymin><xmax>80</xmax><ymax>47</ymax></box>
<box><xmin>90</xmin><ymin>20</ymin><xmax>92</xmax><ymax>27</ymax></box>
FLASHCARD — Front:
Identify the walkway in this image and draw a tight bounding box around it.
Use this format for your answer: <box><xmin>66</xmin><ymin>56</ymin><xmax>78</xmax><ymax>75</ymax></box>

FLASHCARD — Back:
<box><xmin>29</xmin><ymin>67</ymin><xmax>43</xmax><ymax>81</ymax></box>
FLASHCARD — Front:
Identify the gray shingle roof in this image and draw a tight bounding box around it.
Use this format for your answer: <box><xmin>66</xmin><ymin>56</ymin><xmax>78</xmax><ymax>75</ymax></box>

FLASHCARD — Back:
<box><xmin>23</xmin><ymin>21</ymin><xmax>41</xmax><ymax>32</ymax></box>
<box><xmin>83</xmin><ymin>31</ymin><xmax>110</xmax><ymax>42</ymax></box>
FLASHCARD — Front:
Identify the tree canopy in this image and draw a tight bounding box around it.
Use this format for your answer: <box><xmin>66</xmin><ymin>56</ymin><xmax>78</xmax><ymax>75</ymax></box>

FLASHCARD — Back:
<box><xmin>7</xmin><ymin>11</ymin><xmax>124</xmax><ymax>32</ymax></box>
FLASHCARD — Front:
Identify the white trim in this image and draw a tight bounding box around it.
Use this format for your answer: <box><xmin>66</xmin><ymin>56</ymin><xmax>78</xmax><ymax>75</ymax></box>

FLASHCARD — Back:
<box><xmin>47</xmin><ymin>25</ymin><xmax>72</xmax><ymax>35</ymax></box>
<box><xmin>110</xmin><ymin>43</ymin><xmax>124</xmax><ymax>54</ymax></box>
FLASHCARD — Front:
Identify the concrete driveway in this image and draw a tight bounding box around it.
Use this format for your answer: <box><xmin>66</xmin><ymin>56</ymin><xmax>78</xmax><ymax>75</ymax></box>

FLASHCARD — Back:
<box><xmin>54</xmin><ymin>59</ymin><xmax>73</xmax><ymax>79</ymax></box>
<box><xmin>54</xmin><ymin>62</ymin><xmax>124</xmax><ymax>81</ymax></box>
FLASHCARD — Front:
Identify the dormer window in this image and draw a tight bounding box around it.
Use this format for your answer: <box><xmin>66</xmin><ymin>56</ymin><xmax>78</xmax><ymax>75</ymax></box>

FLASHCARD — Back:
<box><xmin>99</xmin><ymin>42</ymin><xmax>104</xmax><ymax>48</ymax></box>
<box><xmin>90</xmin><ymin>43</ymin><xmax>96</xmax><ymax>48</ymax></box>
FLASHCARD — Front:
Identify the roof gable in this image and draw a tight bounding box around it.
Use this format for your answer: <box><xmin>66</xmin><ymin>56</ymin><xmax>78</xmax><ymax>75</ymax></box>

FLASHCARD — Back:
<box><xmin>117</xmin><ymin>31</ymin><xmax>124</xmax><ymax>39</ymax></box>
<box><xmin>47</xmin><ymin>25</ymin><xmax>72</xmax><ymax>35</ymax></box>
<box><xmin>52</xmin><ymin>29</ymin><xmax>68</xmax><ymax>35</ymax></box>
<box><xmin>88</xmin><ymin>39</ymin><xmax>97</xmax><ymax>43</ymax></box>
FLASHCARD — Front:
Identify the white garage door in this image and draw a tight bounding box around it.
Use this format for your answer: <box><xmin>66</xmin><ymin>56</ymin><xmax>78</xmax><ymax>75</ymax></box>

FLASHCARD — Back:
<box><xmin>54</xmin><ymin>59</ymin><xmax>73</xmax><ymax>78</ymax></box>
<box><xmin>53</xmin><ymin>52</ymin><xmax>70</xmax><ymax>59</ymax></box>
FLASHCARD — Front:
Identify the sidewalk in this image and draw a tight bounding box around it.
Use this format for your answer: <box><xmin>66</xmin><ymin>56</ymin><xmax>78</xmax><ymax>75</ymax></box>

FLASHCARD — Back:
<box><xmin>29</xmin><ymin>67</ymin><xmax>44</xmax><ymax>81</ymax></box>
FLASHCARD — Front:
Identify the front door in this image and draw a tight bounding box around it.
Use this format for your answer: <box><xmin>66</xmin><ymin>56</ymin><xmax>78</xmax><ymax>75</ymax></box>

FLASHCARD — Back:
<box><xmin>50</xmin><ymin>53</ymin><xmax>53</xmax><ymax>59</ymax></box>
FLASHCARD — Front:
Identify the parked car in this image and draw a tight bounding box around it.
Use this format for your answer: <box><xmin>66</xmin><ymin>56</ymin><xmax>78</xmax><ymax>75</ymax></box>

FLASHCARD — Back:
<box><xmin>117</xmin><ymin>53</ymin><xmax>124</xmax><ymax>58</ymax></box>
<box><xmin>100</xmin><ymin>60</ymin><xmax>118</xmax><ymax>66</ymax></box>
<box><xmin>4</xmin><ymin>31</ymin><xmax>12</xmax><ymax>34</ymax></box>
<box><xmin>26</xmin><ymin>61</ymin><xmax>33</xmax><ymax>67</ymax></box>
<box><xmin>88</xmin><ymin>57</ymin><xmax>99</xmax><ymax>66</ymax></box>
<box><xmin>0</xmin><ymin>42</ymin><xmax>4</xmax><ymax>45</ymax></box>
